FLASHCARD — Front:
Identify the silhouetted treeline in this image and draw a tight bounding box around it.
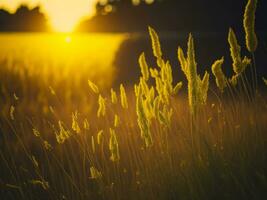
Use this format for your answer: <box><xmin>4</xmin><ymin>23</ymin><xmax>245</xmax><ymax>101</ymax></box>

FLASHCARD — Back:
<box><xmin>0</xmin><ymin>1</ymin><xmax>266</xmax><ymax>33</ymax></box>
<box><xmin>0</xmin><ymin>5</ymin><xmax>48</xmax><ymax>32</ymax></box>
<box><xmin>77</xmin><ymin>0</ymin><xmax>267</xmax><ymax>32</ymax></box>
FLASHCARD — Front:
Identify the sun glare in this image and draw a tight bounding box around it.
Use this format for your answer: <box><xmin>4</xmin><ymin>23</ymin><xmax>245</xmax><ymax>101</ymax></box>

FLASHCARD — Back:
<box><xmin>51</xmin><ymin>19</ymin><xmax>77</xmax><ymax>33</ymax></box>
<box><xmin>43</xmin><ymin>0</ymin><xmax>96</xmax><ymax>33</ymax></box>
<box><xmin>1</xmin><ymin>0</ymin><xmax>96</xmax><ymax>33</ymax></box>
<box><xmin>65</xmin><ymin>35</ymin><xmax>72</xmax><ymax>43</ymax></box>
<box><xmin>49</xmin><ymin>10</ymin><xmax>90</xmax><ymax>33</ymax></box>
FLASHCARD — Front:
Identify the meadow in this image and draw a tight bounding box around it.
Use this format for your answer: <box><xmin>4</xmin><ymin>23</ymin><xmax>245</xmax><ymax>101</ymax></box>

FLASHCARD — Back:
<box><xmin>0</xmin><ymin>0</ymin><xmax>267</xmax><ymax>199</ymax></box>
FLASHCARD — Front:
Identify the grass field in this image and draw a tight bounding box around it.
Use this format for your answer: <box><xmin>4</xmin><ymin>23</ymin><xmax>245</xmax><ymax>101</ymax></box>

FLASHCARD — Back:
<box><xmin>0</xmin><ymin>0</ymin><xmax>267</xmax><ymax>199</ymax></box>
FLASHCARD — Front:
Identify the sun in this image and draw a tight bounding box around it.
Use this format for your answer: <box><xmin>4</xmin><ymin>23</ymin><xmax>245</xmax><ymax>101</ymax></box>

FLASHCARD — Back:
<box><xmin>50</xmin><ymin>18</ymin><xmax>77</xmax><ymax>33</ymax></box>
<box><xmin>65</xmin><ymin>35</ymin><xmax>72</xmax><ymax>43</ymax></box>
<box><xmin>49</xmin><ymin>10</ymin><xmax>83</xmax><ymax>33</ymax></box>
<box><xmin>43</xmin><ymin>0</ymin><xmax>96</xmax><ymax>33</ymax></box>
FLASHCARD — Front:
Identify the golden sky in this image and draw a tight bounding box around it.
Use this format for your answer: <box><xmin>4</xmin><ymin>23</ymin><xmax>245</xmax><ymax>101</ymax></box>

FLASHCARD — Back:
<box><xmin>0</xmin><ymin>0</ymin><xmax>97</xmax><ymax>32</ymax></box>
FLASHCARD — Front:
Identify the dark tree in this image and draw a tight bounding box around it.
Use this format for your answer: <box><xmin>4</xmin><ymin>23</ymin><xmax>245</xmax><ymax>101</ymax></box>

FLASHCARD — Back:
<box><xmin>77</xmin><ymin>0</ymin><xmax>267</xmax><ymax>32</ymax></box>
<box><xmin>0</xmin><ymin>5</ymin><xmax>49</xmax><ymax>32</ymax></box>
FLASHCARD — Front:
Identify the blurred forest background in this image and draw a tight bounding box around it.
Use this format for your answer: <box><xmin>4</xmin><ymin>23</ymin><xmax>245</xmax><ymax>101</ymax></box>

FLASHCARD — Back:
<box><xmin>0</xmin><ymin>0</ymin><xmax>266</xmax><ymax>33</ymax></box>
<box><xmin>0</xmin><ymin>0</ymin><xmax>267</xmax><ymax>85</ymax></box>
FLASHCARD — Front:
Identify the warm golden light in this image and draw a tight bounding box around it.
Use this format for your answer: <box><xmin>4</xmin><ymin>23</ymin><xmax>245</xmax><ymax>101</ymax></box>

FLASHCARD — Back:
<box><xmin>0</xmin><ymin>0</ymin><xmax>97</xmax><ymax>33</ymax></box>
<box><xmin>65</xmin><ymin>35</ymin><xmax>72</xmax><ymax>43</ymax></box>
<box><xmin>50</xmin><ymin>18</ymin><xmax>77</xmax><ymax>33</ymax></box>
<box><xmin>45</xmin><ymin>0</ymin><xmax>95</xmax><ymax>33</ymax></box>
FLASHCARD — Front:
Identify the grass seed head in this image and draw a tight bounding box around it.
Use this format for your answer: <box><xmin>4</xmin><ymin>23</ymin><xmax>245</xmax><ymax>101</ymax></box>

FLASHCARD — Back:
<box><xmin>148</xmin><ymin>26</ymin><xmax>162</xmax><ymax>59</ymax></box>
<box><xmin>139</xmin><ymin>52</ymin><xmax>150</xmax><ymax>81</ymax></box>
<box><xmin>97</xmin><ymin>95</ymin><xmax>106</xmax><ymax>117</ymax></box>
<box><xmin>120</xmin><ymin>84</ymin><xmax>128</xmax><ymax>109</ymax></box>
<box><xmin>211</xmin><ymin>57</ymin><xmax>227</xmax><ymax>93</ymax></box>
<box><xmin>109</xmin><ymin>128</ymin><xmax>120</xmax><ymax>162</ymax></box>
<box><xmin>72</xmin><ymin>111</ymin><xmax>81</xmax><ymax>134</ymax></box>
<box><xmin>243</xmin><ymin>0</ymin><xmax>258</xmax><ymax>52</ymax></box>
<box><xmin>110</xmin><ymin>88</ymin><xmax>118</xmax><ymax>104</ymax></box>
<box><xmin>88</xmin><ymin>80</ymin><xmax>99</xmax><ymax>94</ymax></box>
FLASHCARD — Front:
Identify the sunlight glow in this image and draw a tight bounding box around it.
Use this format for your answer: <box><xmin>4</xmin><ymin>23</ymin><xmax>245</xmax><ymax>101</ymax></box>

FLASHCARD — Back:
<box><xmin>0</xmin><ymin>0</ymin><xmax>97</xmax><ymax>33</ymax></box>
<box><xmin>51</xmin><ymin>18</ymin><xmax>77</xmax><ymax>33</ymax></box>
<box><xmin>65</xmin><ymin>35</ymin><xmax>72</xmax><ymax>43</ymax></box>
<box><xmin>45</xmin><ymin>0</ymin><xmax>96</xmax><ymax>33</ymax></box>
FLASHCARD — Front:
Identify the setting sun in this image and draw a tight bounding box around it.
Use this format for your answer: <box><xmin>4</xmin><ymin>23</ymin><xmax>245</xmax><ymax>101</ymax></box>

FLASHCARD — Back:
<box><xmin>44</xmin><ymin>0</ymin><xmax>96</xmax><ymax>32</ymax></box>
<box><xmin>0</xmin><ymin>0</ymin><xmax>96</xmax><ymax>32</ymax></box>
<box><xmin>65</xmin><ymin>35</ymin><xmax>72</xmax><ymax>43</ymax></box>
<box><xmin>50</xmin><ymin>17</ymin><xmax>78</xmax><ymax>33</ymax></box>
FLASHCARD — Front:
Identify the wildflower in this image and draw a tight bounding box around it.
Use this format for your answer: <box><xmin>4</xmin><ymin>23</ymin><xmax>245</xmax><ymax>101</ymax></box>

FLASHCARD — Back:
<box><xmin>263</xmin><ymin>77</ymin><xmax>267</xmax><ymax>86</ymax></box>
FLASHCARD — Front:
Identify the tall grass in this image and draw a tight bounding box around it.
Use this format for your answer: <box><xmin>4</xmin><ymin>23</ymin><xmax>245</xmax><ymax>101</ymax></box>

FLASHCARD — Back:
<box><xmin>0</xmin><ymin>0</ymin><xmax>267</xmax><ymax>199</ymax></box>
